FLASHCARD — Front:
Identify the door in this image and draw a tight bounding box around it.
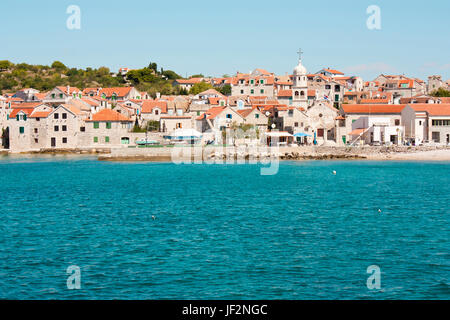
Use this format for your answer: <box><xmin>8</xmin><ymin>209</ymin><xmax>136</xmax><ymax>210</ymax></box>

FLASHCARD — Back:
<box><xmin>317</xmin><ymin>129</ymin><xmax>324</xmax><ymax>137</ymax></box>
<box><xmin>51</xmin><ymin>137</ymin><xmax>56</xmax><ymax>147</ymax></box>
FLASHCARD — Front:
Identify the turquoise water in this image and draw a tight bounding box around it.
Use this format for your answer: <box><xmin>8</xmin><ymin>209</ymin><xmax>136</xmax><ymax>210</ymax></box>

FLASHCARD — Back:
<box><xmin>0</xmin><ymin>156</ymin><xmax>449</xmax><ymax>300</ymax></box>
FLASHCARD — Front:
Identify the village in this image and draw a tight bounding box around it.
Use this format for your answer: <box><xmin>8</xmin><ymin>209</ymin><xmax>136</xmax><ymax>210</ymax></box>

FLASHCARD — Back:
<box><xmin>1</xmin><ymin>53</ymin><xmax>450</xmax><ymax>159</ymax></box>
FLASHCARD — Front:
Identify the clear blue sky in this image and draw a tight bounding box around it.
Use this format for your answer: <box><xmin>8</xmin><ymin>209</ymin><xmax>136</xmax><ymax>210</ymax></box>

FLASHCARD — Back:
<box><xmin>1</xmin><ymin>0</ymin><xmax>449</xmax><ymax>81</ymax></box>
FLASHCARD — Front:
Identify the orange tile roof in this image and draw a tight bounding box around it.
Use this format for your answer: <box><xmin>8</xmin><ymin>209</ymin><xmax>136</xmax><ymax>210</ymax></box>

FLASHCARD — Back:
<box><xmin>277</xmin><ymin>90</ymin><xmax>292</xmax><ymax>97</ymax></box>
<box><xmin>9</xmin><ymin>108</ymin><xmax>35</xmax><ymax>118</ymax></box>
<box><xmin>87</xmin><ymin>109</ymin><xmax>132</xmax><ymax>122</ymax></box>
<box><xmin>141</xmin><ymin>101</ymin><xmax>167</xmax><ymax>113</ymax></box>
<box><xmin>308</xmin><ymin>90</ymin><xmax>316</xmax><ymax>97</ymax></box>
<box><xmin>360</xmin><ymin>98</ymin><xmax>390</xmax><ymax>104</ymax></box>
<box><xmin>323</xmin><ymin>69</ymin><xmax>344</xmax><ymax>75</ymax></box>
<box><xmin>342</xmin><ymin>104</ymin><xmax>406</xmax><ymax>114</ymax></box>
<box><xmin>236</xmin><ymin>108</ymin><xmax>254</xmax><ymax>118</ymax></box>
<box><xmin>408</xmin><ymin>104</ymin><xmax>450</xmax><ymax>116</ymax></box>
<box><xmin>99</xmin><ymin>87</ymin><xmax>133</xmax><ymax>98</ymax></box>
<box><xmin>175</xmin><ymin>78</ymin><xmax>203</xmax><ymax>84</ymax></box>
<box><xmin>196</xmin><ymin>106</ymin><xmax>226</xmax><ymax>120</ymax></box>
<box><xmin>11</xmin><ymin>102</ymin><xmax>42</xmax><ymax>109</ymax></box>
<box><xmin>29</xmin><ymin>111</ymin><xmax>52</xmax><ymax>118</ymax></box>
<box><xmin>56</xmin><ymin>86</ymin><xmax>81</xmax><ymax>94</ymax></box>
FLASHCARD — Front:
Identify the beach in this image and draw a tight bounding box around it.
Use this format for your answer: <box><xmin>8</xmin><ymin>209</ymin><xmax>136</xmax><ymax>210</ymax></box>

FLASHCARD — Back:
<box><xmin>96</xmin><ymin>145</ymin><xmax>450</xmax><ymax>162</ymax></box>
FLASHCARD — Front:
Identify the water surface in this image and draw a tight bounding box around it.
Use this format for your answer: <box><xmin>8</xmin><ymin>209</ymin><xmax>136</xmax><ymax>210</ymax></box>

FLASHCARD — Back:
<box><xmin>0</xmin><ymin>157</ymin><xmax>449</xmax><ymax>299</ymax></box>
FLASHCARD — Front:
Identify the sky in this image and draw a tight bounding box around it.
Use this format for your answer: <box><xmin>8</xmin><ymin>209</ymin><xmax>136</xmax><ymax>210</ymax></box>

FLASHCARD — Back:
<box><xmin>1</xmin><ymin>0</ymin><xmax>449</xmax><ymax>81</ymax></box>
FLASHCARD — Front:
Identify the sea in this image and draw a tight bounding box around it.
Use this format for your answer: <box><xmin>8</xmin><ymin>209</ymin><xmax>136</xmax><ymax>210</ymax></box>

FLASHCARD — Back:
<box><xmin>0</xmin><ymin>155</ymin><xmax>449</xmax><ymax>299</ymax></box>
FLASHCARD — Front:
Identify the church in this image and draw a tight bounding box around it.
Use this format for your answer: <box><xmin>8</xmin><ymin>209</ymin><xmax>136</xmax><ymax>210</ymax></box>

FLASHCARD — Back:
<box><xmin>291</xmin><ymin>50</ymin><xmax>309</xmax><ymax>108</ymax></box>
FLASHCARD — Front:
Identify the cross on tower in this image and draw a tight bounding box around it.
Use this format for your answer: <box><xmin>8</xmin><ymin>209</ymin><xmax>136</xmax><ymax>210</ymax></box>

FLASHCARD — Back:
<box><xmin>297</xmin><ymin>48</ymin><xmax>303</xmax><ymax>61</ymax></box>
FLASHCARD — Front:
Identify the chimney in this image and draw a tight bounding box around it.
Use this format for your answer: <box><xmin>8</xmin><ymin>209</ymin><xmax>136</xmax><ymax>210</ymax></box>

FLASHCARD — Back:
<box><xmin>67</xmin><ymin>85</ymin><xmax>70</xmax><ymax>95</ymax></box>
<box><xmin>156</xmin><ymin>92</ymin><xmax>161</xmax><ymax>99</ymax></box>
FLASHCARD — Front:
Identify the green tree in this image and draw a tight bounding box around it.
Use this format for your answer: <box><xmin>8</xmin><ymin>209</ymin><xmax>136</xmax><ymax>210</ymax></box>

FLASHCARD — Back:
<box><xmin>0</xmin><ymin>60</ymin><xmax>13</xmax><ymax>71</ymax></box>
<box><xmin>162</xmin><ymin>70</ymin><xmax>181</xmax><ymax>80</ymax></box>
<box><xmin>190</xmin><ymin>74</ymin><xmax>204</xmax><ymax>78</ymax></box>
<box><xmin>51</xmin><ymin>61</ymin><xmax>67</xmax><ymax>71</ymax></box>
<box><xmin>430</xmin><ymin>87</ymin><xmax>450</xmax><ymax>97</ymax></box>
<box><xmin>218</xmin><ymin>84</ymin><xmax>231</xmax><ymax>96</ymax></box>
<box><xmin>189</xmin><ymin>82</ymin><xmax>213</xmax><ymax>95</ymax></box>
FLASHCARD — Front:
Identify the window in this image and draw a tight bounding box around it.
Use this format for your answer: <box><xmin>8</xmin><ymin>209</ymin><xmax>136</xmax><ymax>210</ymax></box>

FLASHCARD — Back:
<box><xmin>62</xmin><ymin>125</ymin><xmax>67</xmax><ymax>131</ymax></box>
<box><xmin>34</xmin><ymin>138</ymin><xmax>38</xmax><ymax>143</ymax></box>
<box><xmin>51</xmin><ymin>93</ymin><xmax>55</xmax><ymax>99</ymax></box>
<box><xmin>93</xmin><ymin>137</ymin><xmax>98</xmax><ymax>143</ymax></box>
<box><xmin>54</xmin><ymin>125</ymin><xmax>59</xmax><ymax>132</ymax></box>
<box><xmin>59</xmin><ymin>94</ymin><xmax>63</xmax><ymax>99</ymax></box>
<box><xmin>34</xmin><ymin>128</ymin><xmax>38</xmax><ymax>133</ymax></box>
<box><xmin>62</xmin><ymin>137</ymin><xmax>67</xmax><ymax>144</ymax></box>
<box><xmin>251</xmin><ymin>89</ymin><xmax>254</xmax><ymax>94</ymax></box>
<box><xmin>325</xmin><ymin>85</ymin><xmax>331</xmax><ymax>89</ymax></box>
<box><xmin>432</xmin><ymin>132</ymin><xmax>440</xmax><ymax>142</ymax></box>
<box><xmin>250</xmin><ymin>79</ymin><xmax>254</xmax><ymax>84</ymax></box>
<box><xmin>176</xmin><ymin>123</ymin><xmax>182</xmax><ymax>129</ymax></box>
<box><xmin>255</xmin><ymin>114</ymin><xmax>259</xmax><ymax>119</ymax></box>
<box><xmin>226</xmin><ymin>114</ymin><xmax>232</xmax><ymax>119</ymax></box>
<box><xmin>62</xmin><ymin>113</ymin><xmax>67</xmax><ymax>119</ymax></box>
<box><xmin>19</xmin><ymin>127</ymin><xmax>24</xmax><ymax>134</ymax></box>
<box><xmin>395</xmin><ymin>119</ymin><xmax>400</xmax><ymax>126</ymax></box>
<box><xmin>419</xmin><ymin>121</ymin><xmax>422</xmax><ymax>125</ymax></box>
<box><xmin>197</xmin><ymin>111</ymin><xmax>200</xmax><ymax>116</ymax></box>
<box><xmin>36</xmin><ymin>118</ymin><xmax>40</xmax><ymax>121</ymax></box>
<box><xmin>80</xmin><ymin>126</ymin><xmax>85</xmax><ymax>132</ymax></box>
<box><xmin>155</xmin><ymin>110</ymin><xmax>159</xmax><ymax>115</ymax></box>
<box><xmin>106</xmin><ymin>122</ymin><xmax>112</xmax><ymax>129</ymax></box>
<box><xmin>105</xmin><ymin>136</ymin><xmax>110</xmax><ymax>143</ymax></box>
<box><xmin>54</xmin><ymin>113</ymin><xmax>59</xmax><ymax>119</ymax></box>
<box><xmin>93</xmin><ymin>122</ymin><xmax>99</xmax><ymax>129</ymax></box>
<box><xmin>260</xmin><ymin>79</ymin><xmax>264</xmax><ymax>84</ymax></box>
<box><xmin>294</xmin><ymin>122</ymin><xmax>299</xmax><ymax>127</ymax></box>
<box><xmin>240</xmin><ymin>90</ymin><xmax>244</xmax><ymax>94</ymax></box>
<box><xmin>260</xmin><ymin>89</ymin><xmax>264</xmax><ymax>94</ymax></box>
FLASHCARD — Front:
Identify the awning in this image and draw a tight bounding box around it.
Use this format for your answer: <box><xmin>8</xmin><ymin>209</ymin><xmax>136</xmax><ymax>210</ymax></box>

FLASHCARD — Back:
<box><xmin>293</xmin><ymin>133</ymin><xmax>312</xmax><ymax>137</ymax></box>
<box><xmin>349</xmin><ymin>128</ymin><xmax>368</xmax><ymax>136</ymax></box>
<box><xmin>164</xmin><ymin>128</ymin><xmax>202</xmax><ymax>140</ymax></box>
<box><xmin>264</xmin><ymin>131</ymin><xmax>293</xmax><ymax>137</ymax></box>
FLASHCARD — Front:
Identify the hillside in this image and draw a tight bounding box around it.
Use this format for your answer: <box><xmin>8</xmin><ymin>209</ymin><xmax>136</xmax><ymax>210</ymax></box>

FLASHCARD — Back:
<box><xmin>0</xmin><ymin>60</ymin><xmax>188</xmax><ymax>97</ymax></box>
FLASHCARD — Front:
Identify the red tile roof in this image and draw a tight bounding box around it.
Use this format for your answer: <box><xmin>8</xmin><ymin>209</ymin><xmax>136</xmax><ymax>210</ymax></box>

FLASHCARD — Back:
<box><xmin>99</xmin><ymin>87</ymin><xmax>133</xmax><ymax>98</ymax></box>
<box><xmin>342</xmin><ymin>104</ymin><xmax>406</xmax><ymax>114</ymax></box>
<box><xmin>408</xmin><ymin>104</ymin><xmax>450</xmax><ymax>116</ymax></box>
<box><xmin>196</xmin><ymin>106</ymin><xmax>226</xmax><ymax>120</ymax></box>
<box><xmin>56</xmin><ymin>86</ymin><xmax>81</xmax><ymax>95</ymax></box>
<box><xmin>141</xmin><ymin>101</ymin><xmax>167</xmax><ymax>114</ymax></box>
<box><xmin>9</xmin><ymin>108</ymin><xmax>35</xmax><ymax>118</ymax></box>
<box><xmin>323</xmin><ymin>69</ymin><xmax>344</xmax><ymax>75</ymax></box>
<box><xmin>87</xmin><ymin>109</ymin><xmax>132</xmax><ymax>122</ymax></box>
<box><xmin>277</xmin><ymin>90</ymin><xmax>292</xmax><ymax>97</ymax></box>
